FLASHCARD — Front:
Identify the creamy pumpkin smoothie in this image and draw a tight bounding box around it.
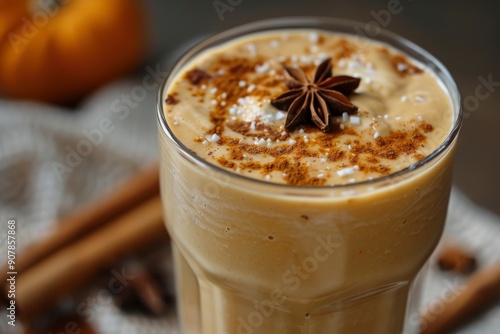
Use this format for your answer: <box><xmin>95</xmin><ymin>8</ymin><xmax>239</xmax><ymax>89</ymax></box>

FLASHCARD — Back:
<box><xmin>158</xmin><ymin>18</ymin><xmax>461</xmax><ymax>334</ymax></box>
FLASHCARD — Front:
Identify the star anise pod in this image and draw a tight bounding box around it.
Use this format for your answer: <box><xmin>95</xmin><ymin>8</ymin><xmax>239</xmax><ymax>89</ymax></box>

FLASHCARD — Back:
<box><xmin>271</xmin><ymin>58</ymin><xmax>361</xmax><ymax>132</ymax></box>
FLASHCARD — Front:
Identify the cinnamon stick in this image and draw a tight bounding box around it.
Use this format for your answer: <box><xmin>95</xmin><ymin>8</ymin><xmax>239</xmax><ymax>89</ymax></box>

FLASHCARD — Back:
<box><xmin>14</xmin><ymin>196</ymin><xmax>167</xmax><ymax>321</ymax></box>
<box><xmin>420</xmin><ymin>262</ymin><xmax>500</xmax><ymax>334</ymax></box>
<box><xmin>0</xmin><ymin>164</ymin><xmax>159</xmax><ymax>289</ymax></box>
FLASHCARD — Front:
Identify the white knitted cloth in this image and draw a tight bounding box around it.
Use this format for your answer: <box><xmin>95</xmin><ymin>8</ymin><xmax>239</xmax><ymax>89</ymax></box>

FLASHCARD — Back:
<box><xmin>0</xmin><ymin>75</ymin><xmax>499</xmax><ymax>333</ymax></box>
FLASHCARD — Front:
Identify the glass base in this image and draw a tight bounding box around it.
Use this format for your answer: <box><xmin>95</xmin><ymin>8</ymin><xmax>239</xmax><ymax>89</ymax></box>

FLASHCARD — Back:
<box><xmin>173</xmin><ymin>243</ymin><xmax>420</xmax><ymax>334</ymax></box>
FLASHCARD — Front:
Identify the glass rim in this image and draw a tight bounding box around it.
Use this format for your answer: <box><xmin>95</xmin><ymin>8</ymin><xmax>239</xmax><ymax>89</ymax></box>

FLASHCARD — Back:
<box><xmin>157</xmin><ymin>16</ymin><xmax>463</xmax><ymax>191</ymax></box>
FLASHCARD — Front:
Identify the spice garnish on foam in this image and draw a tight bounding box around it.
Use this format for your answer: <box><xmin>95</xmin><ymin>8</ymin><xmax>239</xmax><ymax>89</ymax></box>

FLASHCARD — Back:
<box><xmin>271</xmin><ymin>58</ymin><xmax>361</xmax><ymax>133</ymax></box>
<box><xmin>164</xmin><ymin>32</ymin><xmax>450</xmax><ymax>186</ymax></box>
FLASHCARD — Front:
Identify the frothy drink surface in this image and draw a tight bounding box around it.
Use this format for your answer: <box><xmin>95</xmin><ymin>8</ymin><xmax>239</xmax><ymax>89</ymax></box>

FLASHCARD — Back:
<box><xmin>160</xmin><ymin>29</ymin><xmax>457</xmax><ymax>334</ymax></box>
<box><xmin>164</xmin><ymin>30</ymin><xmax>452</xmax><ymax>185</ymax></box>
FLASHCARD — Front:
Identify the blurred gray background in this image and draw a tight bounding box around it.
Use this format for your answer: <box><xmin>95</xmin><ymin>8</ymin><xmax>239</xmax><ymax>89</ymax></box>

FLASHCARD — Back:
<box><xmin>146</xmin><ymin>0</ymin><xmax>500</xmax><ymax>215</ymax></box>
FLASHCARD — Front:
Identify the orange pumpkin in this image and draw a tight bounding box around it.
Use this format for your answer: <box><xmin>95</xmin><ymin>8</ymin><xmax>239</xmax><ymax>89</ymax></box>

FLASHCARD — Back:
<box><xmin>0</xmin><ymin>0</ymin><xmax>147</xmax><ymax>104</ymax></box>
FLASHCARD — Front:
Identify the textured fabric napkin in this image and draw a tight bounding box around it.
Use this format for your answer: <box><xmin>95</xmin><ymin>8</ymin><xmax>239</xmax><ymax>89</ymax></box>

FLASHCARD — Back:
<box><xmin>0</xmin><ymin>74</ymin><xmax>499</xmax><ymax>333</ymax></box>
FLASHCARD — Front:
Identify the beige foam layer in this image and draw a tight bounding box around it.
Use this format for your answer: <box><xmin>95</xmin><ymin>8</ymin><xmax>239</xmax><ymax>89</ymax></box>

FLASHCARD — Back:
<box><xmin>164</xmin><ymin>30</ymin><xmax>453</xmax><ymax>186</ymax></box>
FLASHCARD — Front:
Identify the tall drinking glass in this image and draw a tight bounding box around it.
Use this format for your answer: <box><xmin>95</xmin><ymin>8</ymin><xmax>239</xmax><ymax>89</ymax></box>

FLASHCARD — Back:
<box><xmin>157</xmin><ymin>17</ymin><xmax>462</xmax><ymax>334</ymax></box>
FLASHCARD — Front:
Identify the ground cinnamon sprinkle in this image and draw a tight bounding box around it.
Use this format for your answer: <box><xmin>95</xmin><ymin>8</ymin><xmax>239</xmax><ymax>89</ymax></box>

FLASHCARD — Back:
<box><xmin>328</xmin><ymin>150</ymin><xmax>346</xmax><ymax>162</ymax></box>
<box><xmin>420</xmin><ymin>123</ymin><xmax>434</xmax><ymax>133</ymax></box>
<box><xmin>333</xmin><ymin>39</ymin><xmax>357</xmax><ymax>59</ymax></box>
<box><xmin>198</xmin><ymin>57</ymin><xmax>273</xmax><ymax>136</ymax></box>
<box><xmin>195</xmin><ymin>112</ymin><xmax>432</xmax><ymax>185</ymax></box>
<box><xmin>367</xmin><ymin>164</ymin><xmax>392</xmax><ymax>174</ymax></box>
<box><xmin>262</xmin><ymin>158</ymin><xmax>326</xmax><ymax>186</ymax></box>
<box><xmin>286</xmin><ymin>166</ymin><xmax>326</xmax><ymax>186</ymax></box>
<box><xmin>240</xmin><ymin>161</ymin><xmax>262</xmax><ymax>170</ymax></box>
<box><xmin>209</xmin><ymin>121</ymin><xmax>430</xmax><ymax>185</ymax></box>
<box><xmin>413</xmin><ymin>153</ymin><xmax>425</xmax><ymax>161</ymax></box>
<box><xmin>381</xmin><ymin>48</ymin><xmax>423</xmax><ymax>76</ymax></box>
<box><xmin>186</xmin><ymin>68</ymin><xmax>212</xmax><ymax>85</ymax></box>
<box><xmin>217</xmin><ymin>157</ymin><xmax>236</xmax><ymax>169</ymax></box>
<box><xmin>165</xmin><ymin>94</ymin><xmax>178</xmax><ymax>105</ymax></box>
<box><xmin>174</xmin><ymin>36</ymin><xmax>439</xmax><ymax>186</ymax></box>
<box><xmin>227</xmin><ymin>120</ymin><xmax>285</xmax><ymax>140</ymax></box>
